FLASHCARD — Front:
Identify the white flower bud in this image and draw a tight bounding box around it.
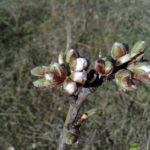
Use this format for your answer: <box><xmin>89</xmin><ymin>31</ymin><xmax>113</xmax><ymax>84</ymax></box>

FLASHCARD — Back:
<box><xmin>71</xmin><ymin>57</ymin><xmax>88</xmax><ymax>72</ymax></box>
<box><xmin>63</xmin><ymin>78</ymin><xmax>77</xmax><ymax>95</ymax></box>
<box><xmin>44</xmin><ymin>73</ymin><xmax>54</xmax><ymax>81</ymax></box>
<box><xmin>71</xmin><ymin>71</ymin><xmax>87</xmax><ymax>84</ymax></box>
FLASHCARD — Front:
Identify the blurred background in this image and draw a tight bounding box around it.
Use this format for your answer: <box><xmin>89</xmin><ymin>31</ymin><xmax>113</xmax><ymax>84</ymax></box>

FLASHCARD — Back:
<box><xmin>0</xmin><ymin>0</ymin><xmax>150</xmax><ymax>150</ymax></box>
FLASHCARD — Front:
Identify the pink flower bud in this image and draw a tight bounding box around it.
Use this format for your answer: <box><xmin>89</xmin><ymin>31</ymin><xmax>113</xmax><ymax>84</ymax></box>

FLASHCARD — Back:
<box><xmin>115</xmin><ymin>69</ymin><xmax>136</xmax><ymax>91</ymax></box>
<box><xmin>127</xmin><ymin>62</ymin><xmax>150</xmax><ymax>83</ymax></box>
<box><xmin>50</xmin><ymin>63</ymin><xmax>67</xmax><ymax>79</ymax></box>
<box><xmin>95</xmin><ymin>59</ymin><xmax>113</xmax><ymax>75</ymax></box>
<box><xmin>66</xmin><ymin>49</ymin><xmax>80</xmax><ymax>63</ymax></box>
<box><xmin>71</xmin><ymin>57</ymin><xmax>89</xmax><ymax>72</ymax></box>
<box><xmin>31</xmin><ymin>66</ymin><xmax>49</xmax><ymax>77</ymax></box>
<box><xmin>63</xmin><ymin>78</ymin><xmax>77</xmax><ymax>95</ymax></box>
<box><xmin>70</xmin><ymin>71</ymin><xmax>87</xmax><ymax>84</ymax></box>
<box><xmin>111</xmin><ymin>42</ymin><xmax>128</xmax><ymax>60</ymax></box>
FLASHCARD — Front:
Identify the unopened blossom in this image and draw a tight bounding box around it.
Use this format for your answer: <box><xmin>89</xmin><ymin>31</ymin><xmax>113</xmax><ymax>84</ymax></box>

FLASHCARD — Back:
<box><xmin>128</xmin><ymin>62</ymin><xmax>150</xmax><ymax>83</ymax></box>
<box><xmin>63</xmin><ymin>78</ymin><xmax>77</xmax><ymax>95</ymax></box>
<box><xmin>115</xmin><ymin>69</ymin><xmax>136</xmax><ymax>91</ymax></box>
<box><xmin>111</xmin><ymin>42</ymin><xmax>128</xmax><ymax>60</ymax></box>
<box><xmin>116</xmin><ymin>41</ymin><xmax>146</xmax><ymax>66</ymax></box>
<box><xmin>66</xmin><ymin>49</ymin><xmax>79</xmax><ymax>63</ymax></box>
<box><xmin>44</xmin><ymin>73</ymin><xmax>54</xmax><ymax>81</ymax></box>
<box><xmin>70</xmin><ymin>71</ymin><xmax>87</xmax><ymax>84</ymax></box>
<box><xmin>95</xmin><ymin>59</ymin><xmax>113</xmax><ymax>76</ymax></box>
<box><xmin>50</xmin><ymin>62</ymin><xmax>67</xmax><ymax>78</ymax></box>
<box><xmin>71</xmin><ymin>57</ymin><xmax>89</xmax><ymax>72</ymax></box>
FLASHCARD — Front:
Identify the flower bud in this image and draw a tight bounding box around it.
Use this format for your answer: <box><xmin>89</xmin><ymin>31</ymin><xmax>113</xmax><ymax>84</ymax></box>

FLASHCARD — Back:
<box><xmin>65</xmin><ymin>132</ymin><xmax>78</xmax><ymax>145</ymax></box>
<box><xmin>44</xmin><ymin>73</ymin><xmax>54</xmax><ymax>81</ymax></box>
<box><xmin>115</xmin><ymin>69</ymin><xmax>136</xmax><ymax>91</ymax></box>
<box><xmin>50</xmin><ymin>63</ymin><xmax>67</xmax><ymax>79</ymax></box>
<box><xmin>31</xmin><ymin>66</ymin><xmax>49</xmax><ymax>77</ymax></box>
<box><xmin>71</xmin><ymin>57</ymin><xmax>89</xmax><ymax>72</ymax></box>
<box><xmin>58</xmin><ymin>50</ymin><xmax>65</xmax><ymax>65</ymax></box>
<box><xmin>66</xmin><ymin>49</ymin><xmax>80</xmax><ymax>63</ymax></box>
<box><xmin>111</xmin><ymin>42</ymin><xmax>128</xmax><ymax>60</ymax></box>
<box><xmin>63</xmin><ymin>78</ymin><xmax>77</xmax><ymax>95</ymax></box>
<box><xmin>130</xmin><ymin>41</ymin><xmax>146</xmax><ymax>57</ymax></box>
<box><xmin>95</xmin><ymin>59</ymin><xmax>113</xmax><ymax>75</ymax></box>
<box><xmin>70</xmin><ymin>71</ymin><xmax>87</xmax><ymax>84</ymax></box>
<box><xmin>127</xmin><ymin>62</ymin><xmax>150</xmax><ymax>83</ymax></box>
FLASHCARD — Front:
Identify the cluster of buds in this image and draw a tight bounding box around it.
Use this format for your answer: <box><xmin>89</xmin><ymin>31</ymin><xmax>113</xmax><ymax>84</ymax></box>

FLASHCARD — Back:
<box><xmin>95</xmin><ymin>41</ymin><xmax>150</xmax><ymax>91</ymax></box>
<box><xmin>31</xmin><ymin>49</ymin><xmax>89</xmax><ymax>95</ymax></box>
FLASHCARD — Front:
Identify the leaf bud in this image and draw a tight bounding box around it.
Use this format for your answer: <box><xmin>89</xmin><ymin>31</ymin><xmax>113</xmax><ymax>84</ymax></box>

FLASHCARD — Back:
<box><xmin>65</xmin><ymin>132</ymin><xmax>78</xmax><ymax>145</ymax></box>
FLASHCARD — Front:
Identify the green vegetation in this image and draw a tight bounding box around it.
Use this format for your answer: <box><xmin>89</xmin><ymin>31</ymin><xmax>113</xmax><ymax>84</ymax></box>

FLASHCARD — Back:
<box><xmin>0</xmin><ymin>0</ymin><xmax>150</xmax><ymax>150</ymax></box>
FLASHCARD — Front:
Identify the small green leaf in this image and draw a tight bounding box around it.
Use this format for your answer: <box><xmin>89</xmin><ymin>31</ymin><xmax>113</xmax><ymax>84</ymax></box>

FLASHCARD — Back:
<box><xmin>33</xmin><ymin>79</ymin><xmax>51</xmax><ymax>88</ymax></box>
<box><xmin>86</xmin><ymin>108</ymin><xmax>102</xmax><ymax>117</ymax></box>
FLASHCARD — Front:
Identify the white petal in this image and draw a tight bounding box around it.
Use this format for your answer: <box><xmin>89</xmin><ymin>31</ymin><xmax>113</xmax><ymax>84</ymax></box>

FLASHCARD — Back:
<box><xmin>73</xmin><ymin>71</ymin><xmax>87</xmax><ymax>83</ymax></box>
<box><xmin>45</xmin><ymin>73</ymin><xmax>54</xmax><ymax>81</ymax></box>
<box><xmin>64</xmin><ymin>82</ymin><xmax>77</xmax><ymax>94</ymax></box>
<box><xmin>139</xmin><ymin>65</ymin><xmax>150</xmax><ymax>73</ymax></box>
<box><xmin>75</xmin><ymin>58</ymin><xmax>88</xmax><ymax>71</ymax></box>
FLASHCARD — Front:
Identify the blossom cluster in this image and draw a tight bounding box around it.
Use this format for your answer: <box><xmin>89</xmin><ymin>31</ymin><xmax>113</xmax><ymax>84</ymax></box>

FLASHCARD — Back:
<box><xmin>95</xmin><ymin>41</ymin><xmax>150</xmax><ymax>91</ymax></box>
<box><xmin>31</xmin><ymin>41</ymin><xmax>150</xmax><ymax>93</ymax></box>
<box><xmin>31</xmin><ymin>49</ymin><xmax>89</xmax><ymax>94</ymax></box>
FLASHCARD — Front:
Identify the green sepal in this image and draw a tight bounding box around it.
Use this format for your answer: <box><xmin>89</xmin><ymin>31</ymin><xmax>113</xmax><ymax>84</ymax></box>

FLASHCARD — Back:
<box><xmin>130</xmin><ymin>41</ymin><xmax>146</xmax><ymax>57</ymax></box>
<box><xmin>33</xmin><ymin>79</ymin><xmax>51</xmax><ymax>88</ymax></box>
<box><xmin>58</xmin><ymin>50</ymin><xmax>66</xmax><ymax>65</ymax></box>
<box><xmin>31</xmin><ymin>66</ymin><xmax>49</xmax><ymax>77</ymax></box>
